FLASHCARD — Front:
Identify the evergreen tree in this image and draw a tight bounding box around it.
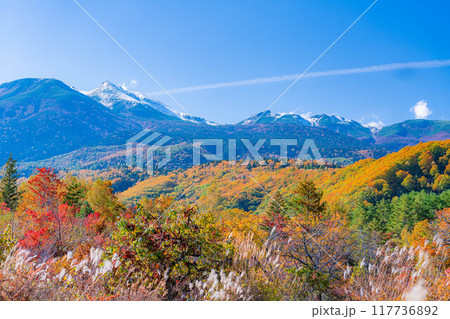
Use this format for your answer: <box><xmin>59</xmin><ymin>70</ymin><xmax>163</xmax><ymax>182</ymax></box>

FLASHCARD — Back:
<box><xmin>267</xmin><ymin>191</ymin><xmax>287</xmax><ymax>216</ymax></box>
<box><xmin>289</xmin><ymin>180</ymin><xmax>327</xmax><ymax>218</ymax></box>
<box><xmin>262</xmin><ymin>191</ymin><xmax>289</xmax><ymax>232</ymax></box>
<box><xmin>77</xmin><ymin>201</ymin><xmax>95</xmax><ymax>219</ymax></box>
<box><xmin>0</xmin><ymin>154</ymin><xmax>20</xmax><ymax>211</ymax></box>
<box><xmin>64</xmin><ymin>177</ymin><xmax>87</xmax><ymax>209</ymax></box>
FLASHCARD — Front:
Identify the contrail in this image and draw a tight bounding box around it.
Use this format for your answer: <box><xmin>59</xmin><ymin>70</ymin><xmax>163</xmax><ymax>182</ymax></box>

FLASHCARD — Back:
<box><xmin>146</xmin><ymin>59</ymin><xmax>450</xmax><ymax>96</ymax></box>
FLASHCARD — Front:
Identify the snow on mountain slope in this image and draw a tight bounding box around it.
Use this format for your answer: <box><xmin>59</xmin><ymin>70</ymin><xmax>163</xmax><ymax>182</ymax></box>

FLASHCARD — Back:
<box><xmin>83</xmin><ymin>81</ymin><xmax>177</xmax><ymax>115</ymax></box>
<box><xmin>304</xmin><ymin>113</ymin><xmax>356</xmax><ymax>127</ymax></box>
<box><xmin>306</xmin><ymin>114</ymin><xmax>374</xmax><ymax>139</ymax></box>
<box><xmin>239</xmin><ymin>111</ymin><xmax>374</xmax><ymax>140</ymax></box>
<box><xmin>238</xmin><ymin>110</ymin><xmax>311</xmax><ymax>125</ymax></box>
<box><xmin>82</xmin><ymin>81</ymin><xmax>215</xmax><ymax>125</ymax></box>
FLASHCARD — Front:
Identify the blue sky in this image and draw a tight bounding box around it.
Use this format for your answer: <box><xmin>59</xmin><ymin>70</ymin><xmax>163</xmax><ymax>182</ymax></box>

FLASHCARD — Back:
<box><xmin>1</xmin><ymin>0</ymin><xmax>449</xmax><ymax>125</ymax></box>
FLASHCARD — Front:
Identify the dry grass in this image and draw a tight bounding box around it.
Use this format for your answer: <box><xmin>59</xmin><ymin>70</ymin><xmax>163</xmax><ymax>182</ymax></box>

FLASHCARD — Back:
<box><xmin>345</xmin><ymin>235</ymin><xmax>450</xmax><ymax>301</ymax></box>
<box><xmin>0</xmin><ymin>247</ymin><xmax>159</xmax><ymax>301</ymax></box>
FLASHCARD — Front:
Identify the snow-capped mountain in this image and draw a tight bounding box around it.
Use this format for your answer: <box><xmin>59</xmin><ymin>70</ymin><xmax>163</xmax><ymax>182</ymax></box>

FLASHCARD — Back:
<box><xmin>362</xmin><ymin>121</ymin><xmax>385</xmax><ymax>134</ymax></box>
<box><xmin>82</xmin><ymin>81</ymin><xmax>214</xmax><ymax>125</ymax></box>
<box><xmin>237</xmin><ymin>110</ymin><xmax>311</xmax><ymax>126</ymax></box>
<box><xmin>3</xmin><ymin>77</ymin><xmax>449</xmax><ymax>165</ymax></box>
<box><xmin>303</xmin><ymin>113</ymin><xmax>354</xmax><ymax>127</ymax></box>
<box><xmin>308</xmin><ymin>114</ymin><xmax>373</xmax><ymax>140</ymax></box>
<box><xmin>239</xmin><ymin>111</ymin><xmax>374</xmax><ymax>140</ymax></box>
<box><xmin>83</xmin><ymin>81</ymin><xmax>150</xmax><ymax>109</ymax></box>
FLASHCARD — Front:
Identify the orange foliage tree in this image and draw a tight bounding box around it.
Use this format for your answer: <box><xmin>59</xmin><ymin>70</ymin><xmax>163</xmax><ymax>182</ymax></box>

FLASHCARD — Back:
<box><xmin>19</xmin><ymin>168</ymin><xmax>77</xmax><ymax>255</ymax></box>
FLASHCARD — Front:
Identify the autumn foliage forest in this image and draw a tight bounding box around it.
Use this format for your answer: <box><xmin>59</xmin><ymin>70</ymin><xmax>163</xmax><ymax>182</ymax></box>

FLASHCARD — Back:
<box><xmin>1</xmin><ymin>140</ymin><xmax>450</xmax><ymax>301</ymax></box>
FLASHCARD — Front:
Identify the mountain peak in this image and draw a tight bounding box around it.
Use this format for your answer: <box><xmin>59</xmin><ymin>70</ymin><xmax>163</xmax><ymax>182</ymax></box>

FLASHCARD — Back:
<box><xmin>238</xmin><ymin>110</ymin><xmax>311</xmax><ymax>125</ymax></box>
<box><xmin>0</xmin><ymin>78</ymin><xmax>70</xmax><ymax>94</ymax></box>
<box><xmin>100</xmin><ymin>80</ymin><xmax>120</xmax><ymax>90</ymax></box>
<box><xmin>83</xmin><ymin>81</ymin><xmax>148</xmax><ymax>109</ymax></box>
<box><xmin>82</xmin><ymin>81</ymin><xmax>214</xmax><ymax>125</ymax></box>
<box><xmin>238</xmin><ymin>110</ymin><xmax>374</xmax><ymax>140</ymax></box>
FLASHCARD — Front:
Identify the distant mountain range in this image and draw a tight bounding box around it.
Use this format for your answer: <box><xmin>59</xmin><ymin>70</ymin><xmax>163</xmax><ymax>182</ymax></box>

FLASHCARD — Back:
<box><xmin>1</xmin><ymin>78</ymin><xmax>449</xmax><ymax>170</ymax></box>
<box><xmin>238</xmin><ymin>110</ymin><xmax>374</xmax><ymax>141</ymax></box>
<box><xmin>376</xmin><ymin>119</ymin><xmax>450</xmax><ymax>149</ymax></box>
<box><xmin>237</xmin><ymin>111</ymin><xmax>450</xmax><ymax>147</ymax></box>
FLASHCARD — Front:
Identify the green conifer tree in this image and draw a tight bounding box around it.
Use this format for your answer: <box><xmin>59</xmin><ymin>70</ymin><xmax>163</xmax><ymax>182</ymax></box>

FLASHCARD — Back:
<box><xmin>289</xmin><ymin>180</ymin><xmax>327</xmax><ymax>217</ymax></box>
<box><xmin>64</xmin><ymin>178</ymin><xmax>87</xmax><ymax>209</ymax></box>
<box><xmin>0</xmin><ymin>155</ymin><xmax>20</xmax><ymax>211</ymax></box>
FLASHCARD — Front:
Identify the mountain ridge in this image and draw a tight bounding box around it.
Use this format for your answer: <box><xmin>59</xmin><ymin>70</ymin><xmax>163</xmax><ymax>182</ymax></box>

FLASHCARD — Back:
<box><xmin>238</xmin><ymin>111</ymin><xmax>374</xmax><ymax>141</ymax></box>
<box><xmin>0</xmin><ymin>78</ymin><xmax>138</xmax><ymax>161</ymax></box>
<box><xmin>83</xmin><ymin>81</ymin><xmax>214</xmax><ymax>125</ymax></box>
<box><xmin>1</xmin><ymin>78</ymin><xmax>449</xmax><ymax>166</ymax></box>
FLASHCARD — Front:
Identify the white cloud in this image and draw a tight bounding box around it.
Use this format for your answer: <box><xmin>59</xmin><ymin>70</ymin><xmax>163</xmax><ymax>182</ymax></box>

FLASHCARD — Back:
<box><xmin>410</xmin><ymin>100</ymin><xmax>432</xmax><ymax>119</ymax></box>
<box><xmin>120</xmin><ymin>80</ymin><xmax>138</xmax><ymax>91</ymax></box>
<box><xmin>147</xmin><ymin>59</ymin><xmax>450</xmax><ymax>96</ymax></box>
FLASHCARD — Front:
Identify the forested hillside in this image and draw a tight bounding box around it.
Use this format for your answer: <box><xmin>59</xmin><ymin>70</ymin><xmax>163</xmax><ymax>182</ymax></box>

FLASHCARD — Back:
<box><xmin>120</xmin><ymin>141</ymin><xmax>450</xmax><ymax>208</ymax></box>
<box><xmin>1</xmin><ymin>141</ymin><xmax>449</xmax><ymax>301</ymax></box>
<box><xmin>322</xmin><ymin>140</ymin><xmax>450</xmax><ymax>202</ymax></box>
